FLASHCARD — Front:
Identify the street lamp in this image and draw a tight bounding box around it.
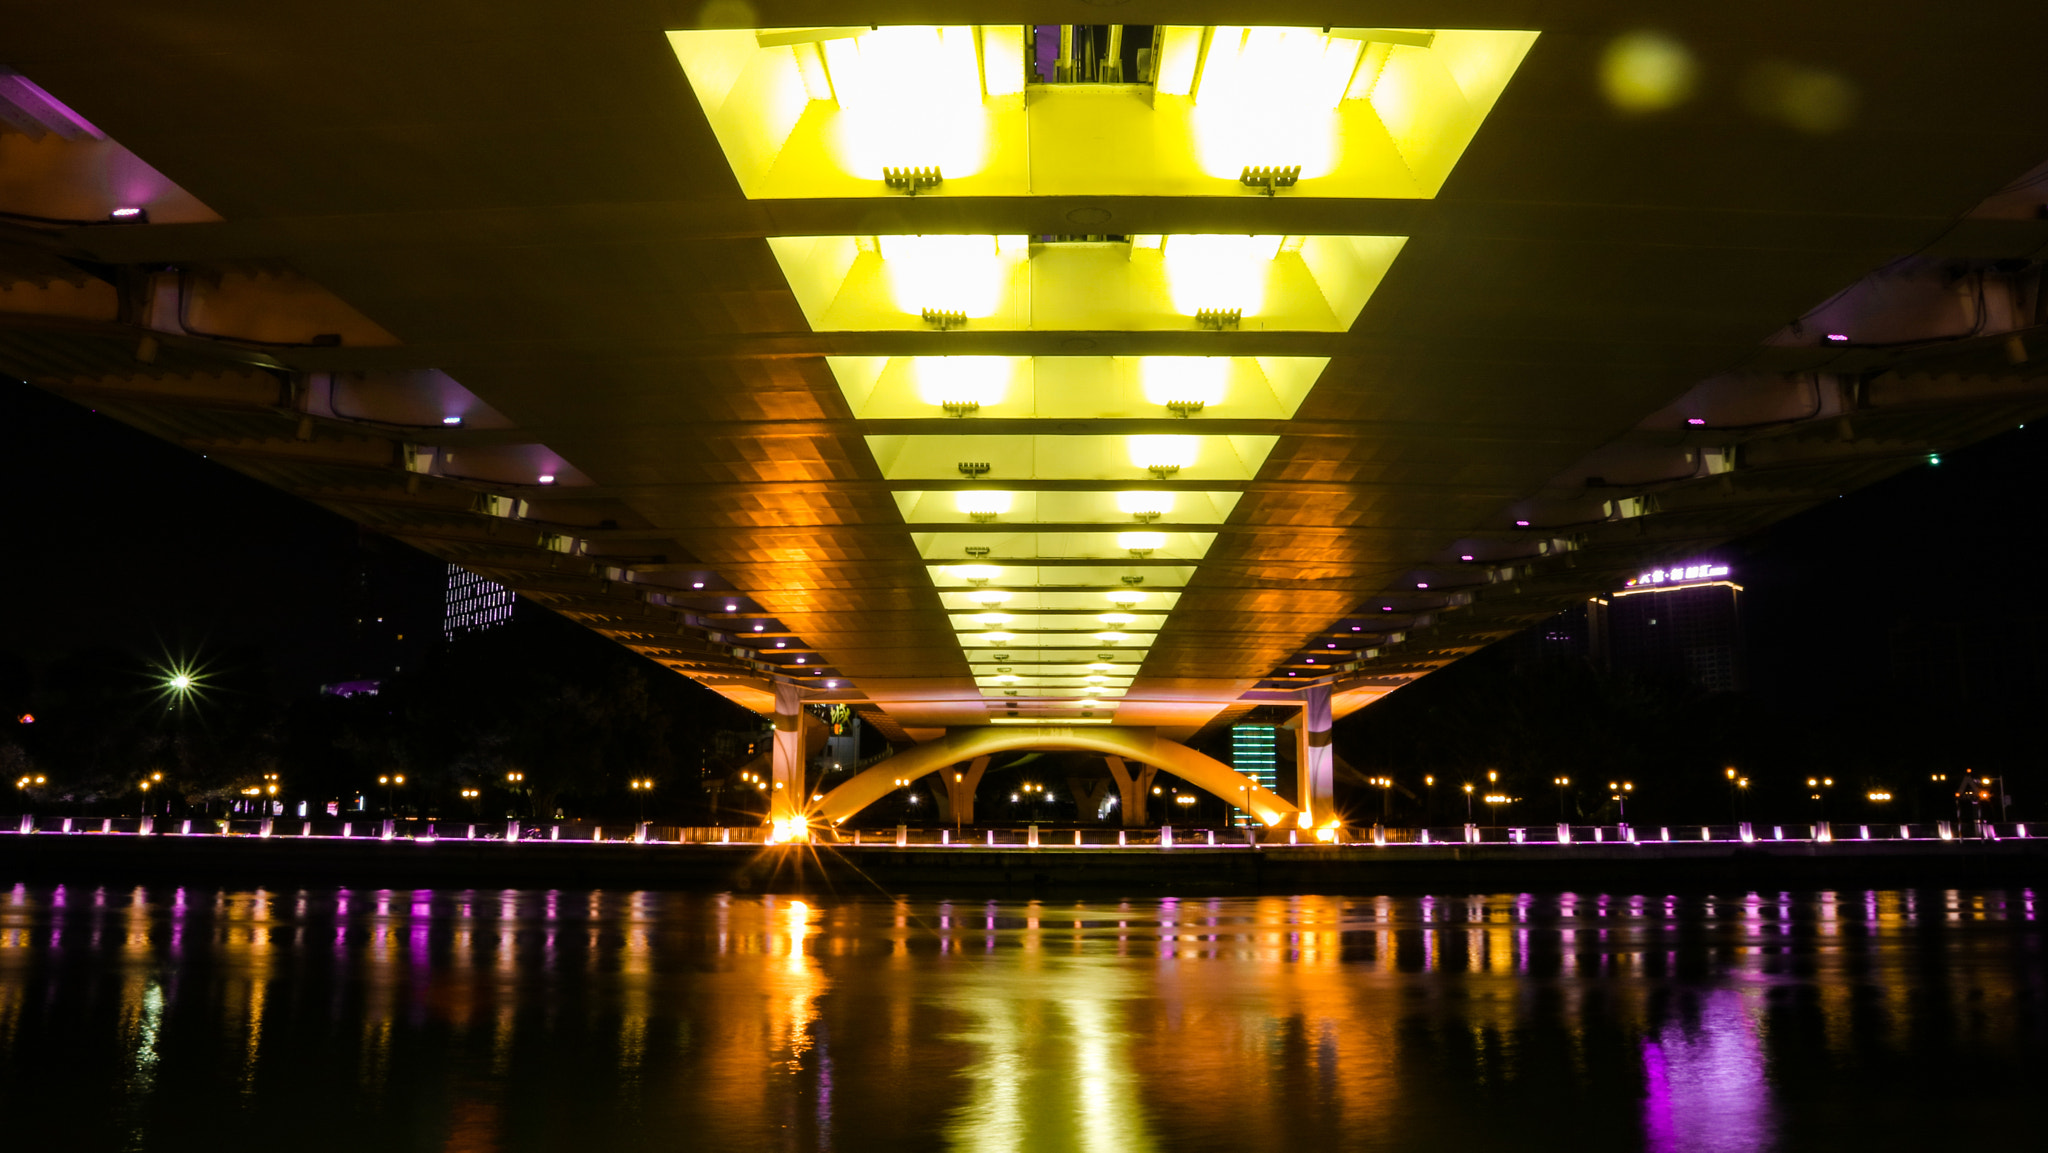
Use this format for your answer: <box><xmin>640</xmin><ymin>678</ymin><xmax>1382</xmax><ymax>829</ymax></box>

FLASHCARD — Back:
<box><xmin>1608</xmin><ymin>780</ymin><xmax>1634</xmax><ymax>824</ymax></box>
<box><xmin>1806</xmin><ymin>777</ymin><xmax>1832</xmax><ymax>819</ymax></box>
<box><xmin>1483</xmin><ymin>792</ymin><xmax>1511</xmax><ymax>826</ymax></box>
<box><xmin>1552</xmin><ymin>776</ymin><xmax>1571</xmax><ymax>822</ymax></box>
<box><xmin>1462</xmin><ymin>782</ymin><xmax>1474</xmax><ymax>823</ymax></box>
<box><xmin>460</xmin><ymin>787</ymin><xmax>482</xmax><ymax>817</ymax></box>
<box><xmin>377</xmin><ymin>773</ymin><xmax>406</xmax><ymax>816</ymax></box>
<box><xmin>629</xmin><ymin>778</ymin><xmax>654</xmax><ymax>822</ymax></box>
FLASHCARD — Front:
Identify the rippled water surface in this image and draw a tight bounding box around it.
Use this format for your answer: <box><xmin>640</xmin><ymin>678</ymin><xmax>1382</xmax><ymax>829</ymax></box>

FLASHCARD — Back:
<box><xmin>0</xmin><ymin>883</ymin><xmax>2042</xmax><ymax>1151</ymax></box>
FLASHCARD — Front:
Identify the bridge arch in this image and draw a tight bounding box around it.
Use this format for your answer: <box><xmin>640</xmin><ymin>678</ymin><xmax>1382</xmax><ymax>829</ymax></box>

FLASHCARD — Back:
<box><xmin>807</xmin><ymin>725</ymin><xmax>1297</xmax><ymax>828</ymax></box>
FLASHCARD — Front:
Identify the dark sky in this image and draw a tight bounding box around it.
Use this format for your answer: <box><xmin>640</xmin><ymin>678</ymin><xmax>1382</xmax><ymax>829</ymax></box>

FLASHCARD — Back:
<box><xmin>5</xmin><ymin>375</ymin><xmax>2045</xmax><ymax>711</ymax></box>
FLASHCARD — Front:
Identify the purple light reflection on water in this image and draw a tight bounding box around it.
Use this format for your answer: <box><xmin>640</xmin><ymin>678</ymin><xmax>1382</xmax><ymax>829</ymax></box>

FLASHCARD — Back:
<box><xmin>1641</xmin><ymin>990</ymin><xmax>1775</xmax><ymax>1153</ymax></box>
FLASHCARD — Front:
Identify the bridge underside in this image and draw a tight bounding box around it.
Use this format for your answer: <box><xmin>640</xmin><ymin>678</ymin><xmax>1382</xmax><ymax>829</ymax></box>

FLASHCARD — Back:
<box><xmin>2</xmin><ymin>5</ymin><xmax>2045</xmax><ymax>774</ymax></box>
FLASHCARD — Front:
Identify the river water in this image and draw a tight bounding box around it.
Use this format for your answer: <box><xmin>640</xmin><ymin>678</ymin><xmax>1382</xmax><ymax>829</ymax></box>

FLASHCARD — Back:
<box><xmin>0</xmin><ymin>882</ymin><xmax>2040</xmax><ymax>1151</ymax></box>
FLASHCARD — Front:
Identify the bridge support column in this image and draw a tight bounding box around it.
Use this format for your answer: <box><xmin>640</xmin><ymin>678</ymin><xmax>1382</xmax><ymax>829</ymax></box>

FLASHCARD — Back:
<box><xmin>769</xmin><ymin>682</ymin><xmax>806</xmax><ymax>838</ymax></box>
<box><xmin>1298</xmin><ymin>684</ymin><xmax>1334</xmax><ymax>833</ymax></box>
<box><xmin>1067</xmin><ymin>776</ymin><xmax>1112</xmax><ymax>822</ymax></box>
<box><xmin>930</xmin><ymin>756</ymin><xmax>990</xmax><ymax>827</ymax></box>
<box><xmin>1104</xmin><ymin>756</ymin><xmax>1157</xmax><ymax>827</ymax></box>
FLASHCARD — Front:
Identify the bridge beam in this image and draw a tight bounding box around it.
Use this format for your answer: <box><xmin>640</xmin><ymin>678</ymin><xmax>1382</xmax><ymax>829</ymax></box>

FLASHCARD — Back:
<box><xmin>808</xmin><ymin>726</ymin><xmax>1297</xmax><ymax>831</ymax></box>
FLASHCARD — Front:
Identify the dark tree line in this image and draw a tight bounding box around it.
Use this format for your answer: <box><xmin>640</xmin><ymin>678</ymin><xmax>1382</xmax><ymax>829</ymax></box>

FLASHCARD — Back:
<box><xmin>1</xmin><ymin>611</ymin><xmax>764</xmax><ymax>824</ymax></box>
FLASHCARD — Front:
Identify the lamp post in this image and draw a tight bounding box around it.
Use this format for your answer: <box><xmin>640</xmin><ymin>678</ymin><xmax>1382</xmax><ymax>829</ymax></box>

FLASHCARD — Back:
<box><xmin>1552</xmin><ymin>776</ymin><xmax>1571</xmax><ymax>822</ymax></box>
<box><xmin>954</xmin><ymin>771</ymin><xmax>965</xmax><ymax>838</ymax></box>
<box><xmin>460</xmin><ymin>787</ymin><xmax>481</xmax><ymax>818</ymax></box>
<box><xmin>377</xmin><ymin>773</ymin><xmax>406</xmax><ymax>817</ymax></box>
<box><xmin>1806</xmin><ymin>776</ymin><xmax>1832</xmax><ymax>820</ymax></box>
<box><xmin>1462</xmin><ymin>782</ymin><xmax>1474</xmax><ymax>823</ymax></box>
<box><xmin>1608</xmin><ymin>780</ymin><xmax>1633</xmax><ymax>824</ymax></box>
<box><xmin>629</xmin><ymin>778</ymin><xmax>653</xmax><ymax>822</ymax></box>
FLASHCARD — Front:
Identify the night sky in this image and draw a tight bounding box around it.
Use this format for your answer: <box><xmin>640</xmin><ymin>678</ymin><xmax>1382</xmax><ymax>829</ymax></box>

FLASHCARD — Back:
<box><xmin>5</xmin><ymin>375</ymin><xmax>2046</xmax><ymax>715</ymax></box>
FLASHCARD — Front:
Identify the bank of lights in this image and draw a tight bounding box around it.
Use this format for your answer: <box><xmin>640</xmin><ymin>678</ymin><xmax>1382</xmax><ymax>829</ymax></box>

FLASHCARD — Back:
<box><xmin>1868</xmin><ymin>790</ymin><xmax>1893</xmax><ymax>802</ymax></box>
<box><xmin>1627</xmin><ymin>562</ymin><xmax>1729</xmax><ymax>587</ymax></box>
<box><xmin>15</xmin><ymin>774</ymin><xmax>47</xmax><ymax>789</ymax></box>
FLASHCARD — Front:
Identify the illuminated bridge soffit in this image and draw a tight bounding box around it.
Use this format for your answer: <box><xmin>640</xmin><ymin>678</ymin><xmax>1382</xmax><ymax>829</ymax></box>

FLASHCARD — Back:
<box><xmin>668</xmin><ymin>24</ymin><xmax>1537</xmax><ymax>200</ymax></box>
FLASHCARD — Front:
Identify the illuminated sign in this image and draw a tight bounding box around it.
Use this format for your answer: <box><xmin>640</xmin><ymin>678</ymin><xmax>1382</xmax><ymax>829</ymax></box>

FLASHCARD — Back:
<box><xmin>1625</xmin><ymin>563</ymin><xmax>1730</xmax><ymax>588</ymax></box>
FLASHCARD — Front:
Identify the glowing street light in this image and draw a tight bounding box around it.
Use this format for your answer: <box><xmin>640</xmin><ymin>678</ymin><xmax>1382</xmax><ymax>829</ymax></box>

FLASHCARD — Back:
<box><xmin>1552</xmin><ymin>776</ymin><xmax>1571</xmax><ymax>822</ymax></box>
<box><xmin>1608</xmin><ymin>780</ymin><xmax>1634</xmax><ymax>823</ymax></box>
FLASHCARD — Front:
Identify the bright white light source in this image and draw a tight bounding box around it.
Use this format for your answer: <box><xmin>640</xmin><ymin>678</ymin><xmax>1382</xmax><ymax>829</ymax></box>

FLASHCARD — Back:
<box><xmin>1126</xmin><ymin>435</ymin><xmax>1200</xmax><ymax>471</ymax></box>
<box><xmin>537</xmin><ymin>474</ymin><xmax>556</xmax><ymax>485</ymax></box>
<box><xmin>1190</xmin><ymin>28</ymin><xmax>1357</xmax><ymax>178</ymax></box>
<box><xmin>878</xmin><ymin>234</ymin><xmax>1008</xmax><ymax>317</ymax></box>
<box><xmin>974</xmin><ymin>613</ymin><xmax>1012</xmax><ymax>627</ymax></box>
<box><xmin>953</xmin><ymin>564</ymin><xmax>1000</xmax><ymax>583</ymax></box>
<box><xmin>1115</xmin><ymin>491</ymin><xmax>1173</xmax><ymax>518</ymax></box>
<box><xmin>441</xmin><ymin>415</ymin><xmax>464</xmax><ymax>426</ymax></box>
<box><xmin>919</xmin><ymin>357</ymin><xmax>1012</xmax><ymax>408</ymax></box>
<box><xmin>1099</xmin><ymin>613</ymin><xmax>1134</xmax><ymax>626</ymax></box>
<box><xmin>972</xmin><ymin>589</ymin><xmax>1011</xmax><ymax>608</ymax></box>
<box><xmin>1117</xmin><ymin>532</ymin><xmax>1166</xmax><ymax>552</ymax></box>
<box><xmin>1140</xmin><ymin>357</ymin><xmax>1229</xmax><ymax>408</ymax></box>
<box><xmin>825</xmin><ymin>26</ymin><xmax>988</xmax><ymax>180</ymax></box>
<box><xmin>983</xmin><ymin>632</ymin><xmax>1016</xmax><ymax>644</ymax></box>
<box><xmin>1162</xmin><ymin>234</ymin><xmax>1284</xmax><ymax>316</ymax></box>
<box><xmin>1107</xmin><ymin>589</ymin><xmax>1145</xmax><ymax>608</ymax></box>
<box><xmin>955</xmin><ymin>490</ymin><xmax>1013</xmax><ymax>516</ymax></box>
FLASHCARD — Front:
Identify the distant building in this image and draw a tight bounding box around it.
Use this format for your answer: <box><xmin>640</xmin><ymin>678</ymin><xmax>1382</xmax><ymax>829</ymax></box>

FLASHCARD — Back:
<box><xmin>1229</xmin><ymin>723</ymin><xmax>1279</xmax><ymax>826</ymax></box>
<box><xmin>1592</xmin><ymin>561</ymin><xmax>1745</xmax><ymax>692</ymax></box>
<box><xmin>1505</xmin><ymin>560</ymin><xmax>1745</xmax><ymax>692</ymax></box>
<box><xmin>442</xmin><ymin>564</ymin><xmax>515</xmax><ymax>642</ymax></box>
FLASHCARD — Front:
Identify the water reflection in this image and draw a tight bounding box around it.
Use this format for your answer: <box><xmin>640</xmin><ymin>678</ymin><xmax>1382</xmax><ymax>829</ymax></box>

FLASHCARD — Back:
<box><xmin>0</xmin><ymin>886</ymin><xmax>2039</xmax><ymax>1151</ymax></box>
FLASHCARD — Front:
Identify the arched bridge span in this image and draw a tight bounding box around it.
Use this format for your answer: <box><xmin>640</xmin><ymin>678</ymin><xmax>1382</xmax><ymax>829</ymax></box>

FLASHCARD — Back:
<box><xmin>805</xmin><ymin>725</ymin><xmax>1298</xmax><ymax>829</ymax></box>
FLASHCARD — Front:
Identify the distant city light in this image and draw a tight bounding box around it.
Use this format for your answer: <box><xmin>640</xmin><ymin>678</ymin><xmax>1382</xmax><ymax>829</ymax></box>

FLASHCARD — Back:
<box><xmin>1625</xmin><ymin>562</ymin><xmax>1730</xmax><ymax>588</ymax></box>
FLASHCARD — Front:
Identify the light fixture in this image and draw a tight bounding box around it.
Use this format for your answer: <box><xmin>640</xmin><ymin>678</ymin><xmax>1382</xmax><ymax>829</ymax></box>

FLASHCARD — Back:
<box><xmin>109</xmin><ymin>207</ymin><xmax>147</xmax><ymax>222</ymax></box>
<box><xmin>441</xmin><ymin>415</ymin><xmax>464</xmax><ymax>426</ymax></box>
<box><xmin>1514</xmin><ymin>519</ymin><xmax>1530</xmax><ymax>527</ymax></box>
<box><xmin>753</xmin><ymin>624</ymin><xmax>764</xmax><ymax>632</ymax></box>
<box><xmin>826</xmin><ymin>680</ymin><xmax>839</xmax><ymax>688</ymax></box>
<box><xmin>1095</xmin><ymin>632</ymin><xmax>1127</xmax><ymax>644</ymax></box>
<box><xmin>1239</xmin><ymin>165</ymin><xmax>1301</xmax><ymax>195</ymax></box>
<box><xmin>1195</xmin><ymin>307</ymin><xmax>1242</xmax><ymax>330</ymax></box>
<box><xmin>1107</xmin><ymin>589</ymin><xmax>1144</xmax><ymax>608</ymax></box>
<box><xmin>974</xmin><ymin>613</ymin><xmax>1012</xmax><ymax>627</ymax></box>
<box><xmin>1460</xmin><ymin>554</ymin><xmax>1474</xmax><ymax>561</ymax></box>
<box><xmin>1099</xmin><ymin>613</ymin><xmax>1134</xmax><ymax>626</ymax></box>
<box><xmin>1416</xmin><ymin>582</ymin><xmax>1429</xmax><ymax>589</ymax></box>
<box><xmin>1686</xmin><ymin>417</ymin><xmax>1707</xmax><ymax>426</ymax></box>
<box><xmin>883</xmin><ymin>165</ymin><xmax>943</xmax><ymax>194</ymax></box>
<box><xmin>985</xmin><ymin>632</ymin><xmax>1015</xmax><ymax>644</ymax></box>
<box><xmin>795</xmin><ymin>657</ymin><xmax>805</xmax><ymax>664</ymax></box>
<box><xmin>972</xmin><ymin>589</ymin><xmax>1011</xmax><ymax>608</ymax></box>
<box><xmin>538</xmin><ymin>474</ymin><xmax>556</xmax><ymax>485</ymax></box>
<box><xmin>1117</xmin><ymin>532</ymin><xmax>1166</xmax><ymax>553</ymax></box>
<box><xmin>692</xmin><ymin>581</ymin><xmax>705</xmax><ymax>589</ymax></box>
<box><xmin>776</xmin><ymin>641</ymin><xmax>787</xmax><ymax>648</ymax></box>
<box><xmin>955</xmin><ymin>564</ymin><xmax>999</xmax><ymax>584</ymax></box>
<box><xmin>724</xmin><ymin>603</ymin><xmax>737</xmax><ymax>612</ymax></box>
